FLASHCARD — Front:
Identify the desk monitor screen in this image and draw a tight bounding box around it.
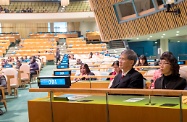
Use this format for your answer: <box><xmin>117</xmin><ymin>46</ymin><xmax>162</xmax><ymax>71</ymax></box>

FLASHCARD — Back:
<box><xmin>61</xmin><ymin>60</ymin><xmax>69</xmax><ymax>63</ymax></box>
<box><xmin>60</xmin><ymin>62</ymin><xmax>69</xmax><ymax>65</ymax></box>
<box><xmin>54</xmin><ymin>71</ymin><xmax>71</xmax><ymax>76</ymax></box>
<box><xmin>147</xmin><ymin>59</ymin><xmax>155</xmax><ymax>62</ymax></box>
<box><xmin>57</xmin><ymin>64</ymin><xmax>69</xmax><ymax>69</ymax></box>
<box><xmin>178</xmin><ymin>61</ymin><xmax>185</xmax><ymax>65</ymax></box>
<box><xmin>38</xmin><ymin>76</ymin><xmax>71</xmax><ymax>88</ymax></box>
<box><xmin>3</xmin><ymin>64</ymin><xmax>13</xmax><ymax>68</ymax></box>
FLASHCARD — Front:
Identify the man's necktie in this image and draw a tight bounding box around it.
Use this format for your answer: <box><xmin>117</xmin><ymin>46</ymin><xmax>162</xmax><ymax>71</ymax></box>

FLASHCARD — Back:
<box><xmin>121</xmin><ymin>74</ymin><xmax>125</xmax><ymax>79</ymax></box>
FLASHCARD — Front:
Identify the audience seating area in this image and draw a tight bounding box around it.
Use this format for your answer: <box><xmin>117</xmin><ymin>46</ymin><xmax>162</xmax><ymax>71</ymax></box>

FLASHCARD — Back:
<box><xmin>0</xmin><ymin>40</ymin><xmax>10</xmax><ymax>57</ymax></box>
<box><xmin>0</xmin><ymin>1</ymin><xmax>60</xmax><ymax>13</ymax></box>
<box><xmin>66</xmin><ymin>38</ymin><xmax>106</xmax><ymax>54</ymax></box>
<box><xmin>0</xmin><ymin>1</ymin><xmax>91</xmax><ymax>13</ymax></box>
<box><xmin>11</xmin><ymin>39</ymin><xmax>56</xmax><ymax>60</ymax></box>
<box><xmin>29</xmin><ymin>34</ymin><xmax>59</xmax><ymax>42</ymax></box>
<box><xmin>86</xmin><ymin>32</ymin><xmax>101</xmax><ymax>41</ymax></box>
<box><xmin>62</xmin><ymin>1</ymin><xmax>91</xmax><ymax>12</ymax></box>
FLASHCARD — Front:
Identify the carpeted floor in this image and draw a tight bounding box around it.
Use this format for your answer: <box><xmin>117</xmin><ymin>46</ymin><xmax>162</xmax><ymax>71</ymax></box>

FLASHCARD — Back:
<box><xmin>0</xmin><ymin>65</ymin><xmax>56</xmax><ymax>122</ymax></box>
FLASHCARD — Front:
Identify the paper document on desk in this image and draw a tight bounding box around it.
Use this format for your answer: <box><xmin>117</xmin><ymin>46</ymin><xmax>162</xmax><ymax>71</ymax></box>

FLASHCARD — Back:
<box><xmin>124</xmin><ymin>98</ymin><xmax>145</xmax><ymax>102</ymax></box>
<box><xmin>64</xmin><ymin>94</ymin><xmax>91</xmax><ymax>101</ymax></box>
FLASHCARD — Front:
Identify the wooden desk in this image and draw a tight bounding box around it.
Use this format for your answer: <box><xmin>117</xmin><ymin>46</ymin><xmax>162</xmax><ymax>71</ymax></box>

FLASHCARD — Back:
<box><xmin>28</xmin><ymin>88</ymin><xmax>187</xmax><ymax>122</ymax></box>
<box><xmin>54</xmin><ymin>67</ymin><xmax>113</xmax><ymax>71</ymax></box>
<box><xmin>57</xmin><ymin>33</ymin><xmax>78</xmax><ymax>38</ymax></box>
<box><xmin>0</xmin><ymin>37</ymin><xmax>15</xmax><ymax>43</ymax></box>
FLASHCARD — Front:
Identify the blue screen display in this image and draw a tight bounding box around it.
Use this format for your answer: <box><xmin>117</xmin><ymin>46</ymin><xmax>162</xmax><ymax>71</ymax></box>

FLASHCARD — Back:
<box><xmin>40</xmin><ymin>79</ymin><xmax>65</xmax><ymax>85</ymax></box>
<box><xmin>178</xmin><ymin>61</ymin><xmax>185</xmax><ymax>65</ymax></box>
<box><xmin>147</xmin><ymin>59</ymin><xmax>155</xmax><ymax>62</ymax></box>
<box><xmin>4</xmin><ymin>64</ymin><xmax>13</xmax><ymax>68</ymax></box>
<box><xmin>54</xmin><ymin>71</ymin><xmax>70</xmax><ymax>76</ymax></box>
<box><xmin>62</xmin><ymin>58</ymin><xmax>69</xmax><ymax>61</ymax></box>
<box><xmin>61</xmin><ymin>60</ymin><xmax>69</xmax><ymax>63</ymax></box>
<box><xmin>57</xmin><ymin>65</ymin><xmax>69</xmax><ymax>69</ymax></box>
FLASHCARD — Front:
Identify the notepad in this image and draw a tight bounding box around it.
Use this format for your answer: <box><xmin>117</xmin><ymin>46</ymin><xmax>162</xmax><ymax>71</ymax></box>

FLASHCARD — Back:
<box><xmin>124</xmin><ymin>98</ymin><xmax>145</xmax><ymax>102</ymax></box>
<box><xmin>55</xmin><ymin>94</ymin><xmax>91</xmax><ymax>101</ymax></box>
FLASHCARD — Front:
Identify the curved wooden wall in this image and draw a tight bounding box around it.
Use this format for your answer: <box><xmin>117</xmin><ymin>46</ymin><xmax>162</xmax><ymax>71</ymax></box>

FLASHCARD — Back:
<box><xmin>89</xmin><ymin>0</ymin><xmax>187</xmax><ymax>41</ymax></box>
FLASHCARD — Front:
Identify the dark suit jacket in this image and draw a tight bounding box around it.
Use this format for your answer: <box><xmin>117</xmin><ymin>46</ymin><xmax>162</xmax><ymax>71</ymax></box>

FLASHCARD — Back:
<box><xmin>110</xmin><ymin>68</ymin><xmax>144</xmax><ymax>88</ymax></box>
<box><xmin>154</xmin><ymin>75</ymin><xmax>187</xmax><ymax>90</ymax></box>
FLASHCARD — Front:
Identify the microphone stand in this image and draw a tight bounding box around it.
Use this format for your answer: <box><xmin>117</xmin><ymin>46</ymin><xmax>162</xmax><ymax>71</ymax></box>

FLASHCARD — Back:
<box><xmin>89</xmin><ymin>76</ymin><xmax>91</xmax><ymax>88</ymax></box>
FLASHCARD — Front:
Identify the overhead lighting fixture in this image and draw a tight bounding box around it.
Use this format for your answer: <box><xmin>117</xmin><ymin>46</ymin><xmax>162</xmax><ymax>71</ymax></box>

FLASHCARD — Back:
<box><xmin>163</xmin><ymin>34</ymin><xmax>165</xmax><ymax>35</ymax></box>
<box><xmin>150</xmin><ymin>36</ymin><xmax>152</xmax><ymax>38</ymax></box>
<box><xmin>176</xmin><ymin>31</ymin><xmax>180</xmax><ymax>33</ymax></box>
<box><xmin>147</xmin><ymin>38</ymin><xmax>150</xmax><ymax>40</ymax></box>
<box><xmin>155</xmin><ymin>42</ymin><xmax>157</xmax><ymax>44</ymax></box>
<box><xmin>136</xmin><ymin>38</ymin><xmax>139</xmax><ymax>40</ymax></box>
<box><xmin>176</xmin><ymin>34</ymin><xmax>179</xmax><ymax>36</ymax></box>
<box><xmin>177</xmin><ymin>41</ymin><xmax>180</xmax><ymax>42</ymax></box>
<box><xmin>161</xmin><ymin>36</ymin><xmax>164</xmax><ymax>38</ymax></box>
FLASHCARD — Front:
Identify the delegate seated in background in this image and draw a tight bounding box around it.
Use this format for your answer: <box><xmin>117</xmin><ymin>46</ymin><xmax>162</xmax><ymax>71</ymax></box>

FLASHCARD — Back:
<box><xmin>110</xmin><ymin>49</ymin><xmax>144</xmax><ymax>88</ymax></box>
<box><xmin>88</xmin><ymin>52</ymin><xmax>93</xmax><ymax>59</ymax></box>
<box><xmin>0</xmin><ymin>75</ymin><xmax>7</xmax><ymax>95</ymax></box>
<box><xmin>76</xmin><ymin>59</ymin><xmax>82</xmax><ymax>65</ymax></box>
<box><xmin>154</xmin><ymin>52</ymin><xmax>186</xmax><ymax>90</ymax></box>
<box><xmin>69</xmin><ymin>54</ymin><xmax>76</xmax><ymax>60</ymax></box>
<box><xmin>74</xmin><ymin>63</ymin><xmax>96</xmax><ymax>81</ymax></box>
<box><xmin>105</xmin><ymin>50</ymin><xmax>110</xmax><ymax>56</ymax></box>
<box><xmin>56</xmin><ymin>48</ymin><xmax>60</xmax><ymax>64</ymax></box>
<box><xmin>15</xmin><ymin>60</ymin><xmax>22</xmax><ymax>69</ymax></box>
<box><xmin>106</xmin><ymin>61</ymin><xmax>121</xmax><ymax>81</ymax></box>
<box><xmin>29</xmin><ymin>56</ymin><xmax>39</xmax><ymax>80</ymax></box>
<box><xmin>136</xmin><ymin>55</ymin><xmax>149</xmax><ymax>66</ymax></box>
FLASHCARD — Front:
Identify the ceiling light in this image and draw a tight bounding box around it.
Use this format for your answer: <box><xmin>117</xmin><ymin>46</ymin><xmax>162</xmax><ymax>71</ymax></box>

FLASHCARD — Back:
<box><xmin>161</xmin><ymin>36</ymin><xmax>164</xmax><ymax>38</ymax></box>
<box><xmin>147</xmin><ymin>38</ymin><xmax>150</xmax><ymax>40</ymax></box>
<box><xmin>150</xmin><ymin>36</ymin><xmax>152</xmax><ymax>38</ymax></box>
<box><xmin>163</xmin><ymin>34</ymin><xmax>165</xmax><ymax>35</ymax></box>
<box><xmin>176</xmin><ymin>34</ymin><xmax>179</xmax><ymax>36</ymax></box>
<box><xmin>155</xmin><ymin>42</ymin><xmax>157</xmax><ymax>44</ymax></box>
<box><xmin>136</xmin><ymin>38</ymin><xmax>139</xmax><ymax>40</ymax></box>
<box><xmin>176</xmin><ymin>31</ymin><xmax>180</xmax><ymax>33</ymax></box>
<box><xmin>177</xmin><ymin>41</ymin><xmax>180</xmax><ymax>42</ymax></box>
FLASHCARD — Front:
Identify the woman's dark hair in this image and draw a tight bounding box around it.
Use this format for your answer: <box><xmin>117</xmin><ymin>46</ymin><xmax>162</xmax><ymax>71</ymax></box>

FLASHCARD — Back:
<box><xmin>137</xmin><ymin>55</ymin><xmax>148</xmax><ymax>66</ymax></box>
<box><xmin>160</xmin><ymin>51</ymin><xmax>179</xmax><ymax>76</ymax></box>
<box><xmin>80</xmin><ymin>63</ymin><xmax>91</xmax><ymax>74</ymax></box>
<box><xmin>112</xmin><ymin>61</ymin><xmax>119</xmax><ymax>67</ymax></box>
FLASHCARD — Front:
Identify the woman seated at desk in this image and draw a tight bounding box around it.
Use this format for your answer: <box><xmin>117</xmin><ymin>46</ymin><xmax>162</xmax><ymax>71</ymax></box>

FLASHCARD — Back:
<box><xmin>74</xmin><ymin>63</ymin><xmax>96</xmax><ymax>81</ymax></box>
<box><xmin>106</xmin><ymin>61</ymin><xmax>121</xmax><ymax>81</ymax></box>
<box><xmin>154</xmin><ymin>52</ymin><xmax>186</xmax><ymax>90</ymax></box>
<box><xmin>136</xmin><ymin>55</ymin><xmax>149</xmax><ymax>66</ymax></box>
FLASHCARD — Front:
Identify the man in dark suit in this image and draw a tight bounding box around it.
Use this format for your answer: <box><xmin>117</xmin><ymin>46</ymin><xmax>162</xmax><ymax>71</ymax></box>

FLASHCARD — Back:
<box><xmin>110</xmin><ymin>49</ymin><xmax>144</xmax><ymax>88</ymax></box>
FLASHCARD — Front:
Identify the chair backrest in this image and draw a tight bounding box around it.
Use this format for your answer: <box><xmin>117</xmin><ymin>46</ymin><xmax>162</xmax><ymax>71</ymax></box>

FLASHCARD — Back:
<box><xmin>20</xmin><ymin>64</ymin><xmax>30</xmax><ymax>78</ymax></box>
<box><xmin>41</xmin><ymin>56</ymin><xmax>46</xmax><ymax>63</ymax></box>
<box><xmin>2</xmin><ymin>68</ymin><xmax>18</xmax><ymax>86</ymax></box>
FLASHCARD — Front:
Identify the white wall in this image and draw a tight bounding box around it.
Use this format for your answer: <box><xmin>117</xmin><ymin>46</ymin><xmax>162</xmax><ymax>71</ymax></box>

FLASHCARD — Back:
<box><xmin>0</xmin><ymin>12</ymin><xmax>95</xmax><ymax>23</ymax></box>
<box><xmin>79</xmin><ymin>21</ymin><xmax>99</xmax><ymax>37</ymax></box>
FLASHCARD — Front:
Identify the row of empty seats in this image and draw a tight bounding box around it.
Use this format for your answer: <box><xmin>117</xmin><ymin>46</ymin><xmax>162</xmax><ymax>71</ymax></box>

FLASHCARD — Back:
<box><xmin>0</xmin><ymin>2</ymin><xmax>60</xmax><ymax>13</ymax></box>
<box><xmin>61</xmin><ymin>1</ymin><xmax>91</xmax><ymax>12</ymax></box>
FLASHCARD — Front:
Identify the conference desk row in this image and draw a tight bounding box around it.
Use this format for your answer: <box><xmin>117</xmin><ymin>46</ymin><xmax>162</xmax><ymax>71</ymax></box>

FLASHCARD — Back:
<box><xmin>28</xmin><ymin>87</ymin><xmax>187</xmax><ymax>122</ymax></box>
